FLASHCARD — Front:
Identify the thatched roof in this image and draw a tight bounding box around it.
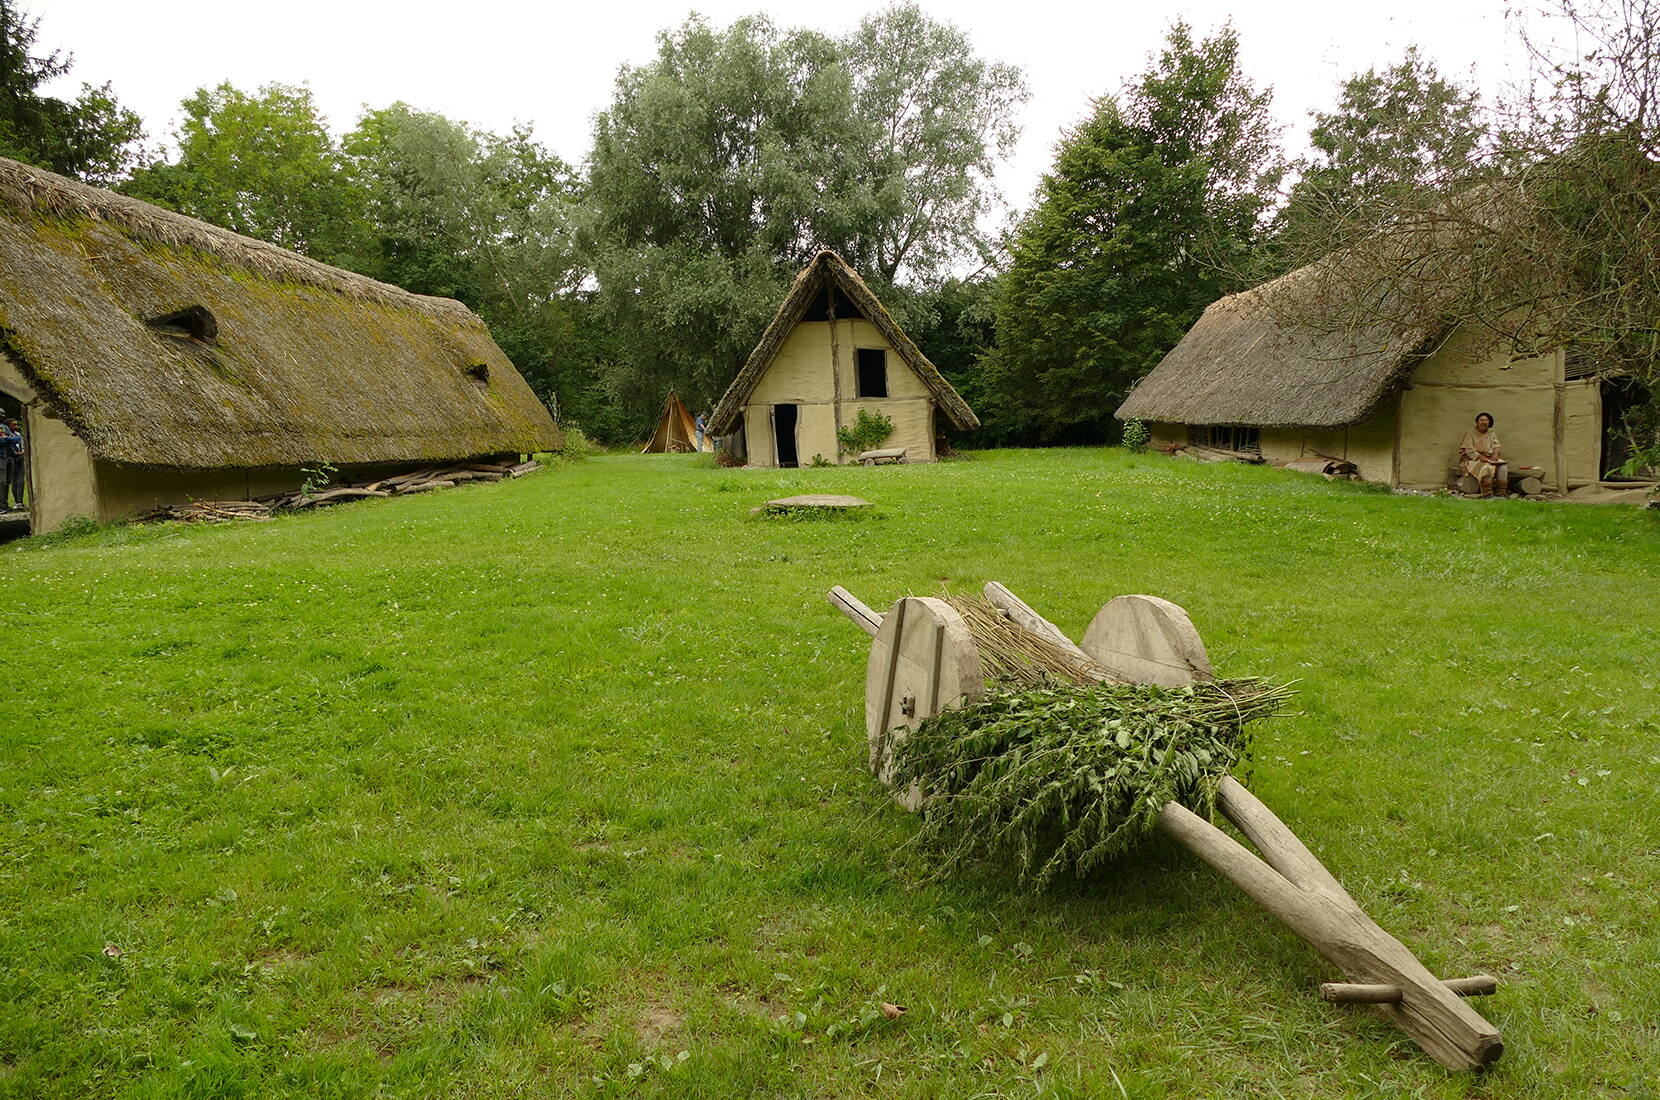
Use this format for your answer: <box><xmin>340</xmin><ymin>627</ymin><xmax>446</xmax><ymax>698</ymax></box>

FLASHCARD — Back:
<box><xmin>0</xmin><ymin>156</ymin><xmax>559</xmax><ymax>468</ymax></box>
<box><xmin>707</xmin><ymin>250</ymin><xmax>979</xmax><ymax>436</ymax></box>
<box><xmin>1115</xmin><ymin>263</ymin><xmax>1446</xmax><ymax>429</ymax></box>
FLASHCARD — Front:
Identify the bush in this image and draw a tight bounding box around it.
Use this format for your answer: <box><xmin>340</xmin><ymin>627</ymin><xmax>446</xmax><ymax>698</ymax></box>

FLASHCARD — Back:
<box><xmin>836</xmin><ymin>409</ymin><xmax>894</xmax><ymax>456</ymax></box>
<box><xmin>1121</xmin><ymin>419</ymin><xmax>1150</xmax><ymax>453</ymax></box>
<box><xmin>557</xmin><ymin>425</ymin><xmax>599</xmax><ymax>461</ymax></box>
<box><xmin>715</xmin><ymin>450</ymin><xmax>745</xmax><ymax>468</ymax></box>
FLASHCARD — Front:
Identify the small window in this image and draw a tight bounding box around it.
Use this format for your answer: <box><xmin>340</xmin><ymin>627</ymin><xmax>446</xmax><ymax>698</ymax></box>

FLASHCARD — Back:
<box><xmin>146</xmin><ymin>305</ymin><xmax>217</xmax><ymax>344</ymax></box>
<box><xmin>1189</xmin><ymin>424</ymin><xmax>1260</xmax><ymax>455</ymax></box>
<box><xmin>856</xmin><ymin>348</ymin><xmax>887</xmax><ymax>398</ymax></box>
<box><xmin>1563</xmin><ymin>348</ymin><xmax>1598</xmax><ymax>381</ymax></box>
<box><xmin>466</xmin><ymin>362</ymin><xmax>490</xmax><ymax>382</ymax></box>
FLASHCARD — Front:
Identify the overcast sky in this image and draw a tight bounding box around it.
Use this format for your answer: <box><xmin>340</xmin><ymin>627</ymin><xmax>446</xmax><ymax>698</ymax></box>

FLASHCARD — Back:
<box><xmin>34</xmin><ymin>0</ymin><xmax>1545</xmax><ymax>213</ymax></box>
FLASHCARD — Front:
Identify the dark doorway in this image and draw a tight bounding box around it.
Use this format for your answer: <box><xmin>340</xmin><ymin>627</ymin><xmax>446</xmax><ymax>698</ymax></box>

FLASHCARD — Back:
<box><xmin>856</xmin><ymin>348</ymin><xmax>888</xmax><ymax>398</ymax></box>
<box><xmin>0</xmin><ymin>390</ymin><xmax>28</xmax><ymax>540</ymax></box>
<box><xmin>1601</xmin><ymin>377</ymin><xmax>1652</xmax><ymax>480</ymax></box>
<box><xmin>773</xmin><ymin>403</ymin><xmax>799</xmax><ymax>468</ymax></box>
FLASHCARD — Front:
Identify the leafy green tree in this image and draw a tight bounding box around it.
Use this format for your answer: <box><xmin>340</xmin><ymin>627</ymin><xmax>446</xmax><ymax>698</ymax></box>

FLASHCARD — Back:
<box><xmin>980</xmin><ymin>23</ymin><xmax>1282</xmax><ymax>443</ymax></box>
<box><xmin>838</xmin><ymin>4</ymin><xmax>1025</xmax><ymax>282</ymax></box>
<box><xmin>0</xmin><ymin>0</ymin><xmax>143</xmax><ymax>183</ymax></box>
<box><xmin>344</xmin><ymin>104</ymin><xmax>609</xmax><ymax>434</ymax></box>
<box><xmin>1270</xmin><ymin>48</ymin><xmax>1483</xmax><ymax>271</ymax></box>
<box><xmin>585</xmin><ymin>7</ymin><xmax>1024</xmax><ymax>424</ymax></box>
<box><xmin>124</xmin><ymin>82</ymin><xmax>370</xmax><ymax>267</ymax></box>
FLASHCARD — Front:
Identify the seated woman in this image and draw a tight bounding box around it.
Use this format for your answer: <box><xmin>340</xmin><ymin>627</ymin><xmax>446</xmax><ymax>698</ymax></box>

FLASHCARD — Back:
<box><xmin>1459</xmin><ymin>412</ymin><xmax>1508</xmax><ymax>497</ymax></box>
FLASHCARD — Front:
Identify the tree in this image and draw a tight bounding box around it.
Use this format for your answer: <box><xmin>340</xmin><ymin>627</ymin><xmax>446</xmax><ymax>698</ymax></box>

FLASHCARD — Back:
<box><xmin>980</xmin><ymin>23</ymin><xmax>1283</xmax><ymax>443</ymax></box>
<box><xmin>344</xmin><ymin>104</ymin><xmax>601</xmax><ymax>432</ymax></box>
<box><xmin>0</xmin><ymin>0</ymin><xmax>143</xmax><ymax>183</ymax></box>
<box><xmin>584</xmin><ymin>7</ymin><xmax>1025</xmax><ymax>425</ymax></box>
<box><xmin>123</xmin><ymin>82</ymin><xmax>370</xmax><ymax>268</ymax></box>
<box><xmin>1269</xmin><ymin>48</ymin><xmax>1484</xmax><ymax>272</ymax></box>
<box><xmin>837</xmin><ymin>4</ymin><xmax>1025</xmax><ymax>282</ymax></box>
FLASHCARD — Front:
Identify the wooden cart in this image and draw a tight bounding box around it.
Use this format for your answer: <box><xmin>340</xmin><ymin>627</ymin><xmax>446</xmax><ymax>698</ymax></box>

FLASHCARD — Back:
<box><xmin>827</xmin><ymin>582</ymin><xmax>1504</xmax><ymax>1071</ymax></box>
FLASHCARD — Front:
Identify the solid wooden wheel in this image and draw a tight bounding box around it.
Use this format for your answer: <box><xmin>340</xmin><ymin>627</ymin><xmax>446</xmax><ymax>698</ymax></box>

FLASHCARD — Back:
<box><xmin>1081</xmin><ymin>594</ymin><xmax>1214</xmax><ymax>687</ymax></box>
<box><xmin>864</xmin><ymin>596</ymin><xmax>984</xmax><ymax>809</ymax></box>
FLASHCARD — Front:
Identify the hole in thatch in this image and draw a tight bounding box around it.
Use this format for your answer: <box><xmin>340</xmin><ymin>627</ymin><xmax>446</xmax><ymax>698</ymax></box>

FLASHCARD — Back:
<box><xmin>147</xmin><ymin>305</ymin><xmax>218</xmax><ymax>344</ymax></box>
<box><xmin>466</xmin><ymin>362</ymin><xmax>490</xmax><ymax>382</ymax></box>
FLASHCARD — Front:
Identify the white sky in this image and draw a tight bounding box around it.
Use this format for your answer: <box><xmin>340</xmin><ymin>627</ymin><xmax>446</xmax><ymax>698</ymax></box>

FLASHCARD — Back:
<box><xmin>33</xmin><ymin>0</ymin><xmax>1543</xmax><ymax>213</ymax></box>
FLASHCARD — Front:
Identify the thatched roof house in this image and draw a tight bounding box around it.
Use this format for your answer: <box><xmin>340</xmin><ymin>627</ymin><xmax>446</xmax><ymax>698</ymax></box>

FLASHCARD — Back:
<box><xmin>0</xmin><ymin>156</ymin><xmax>559</xmax><ymax>532</ymax></box>
<box><xmin>709</xmin><ymin>250</ymin><xmax>977</xmax><ymax>466</ymax></box>
<box><xmin>1115</xmin><ymin>263</ymin><xmax>1633</xmax><ymax>492</ymax></box>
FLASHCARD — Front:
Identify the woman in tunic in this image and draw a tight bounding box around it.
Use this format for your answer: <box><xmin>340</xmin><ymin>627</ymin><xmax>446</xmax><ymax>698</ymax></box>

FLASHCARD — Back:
<box><xmin>1460</xmin><ymin>412</ymin><xmax>1508</xmax><ymax>497</ymax></box>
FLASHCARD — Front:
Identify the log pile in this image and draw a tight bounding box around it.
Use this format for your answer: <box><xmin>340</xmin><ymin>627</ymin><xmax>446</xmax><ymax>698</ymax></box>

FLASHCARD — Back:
<box><xmin>1172</xmin><ymin>444</ymin><xmax>1265</xmax><ymax>464</ymax></box>
<box><xmin>143</xmin><ymin>459</ymin><xmax>541</xmax><ymax>524</ymax></box>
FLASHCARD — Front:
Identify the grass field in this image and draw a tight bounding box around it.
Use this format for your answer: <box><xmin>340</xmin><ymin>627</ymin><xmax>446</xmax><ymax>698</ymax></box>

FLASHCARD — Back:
<box><xmin>1</xmin><ymin>449</ymin><xmax>1656</xmax><ymax>1098</ymax></box>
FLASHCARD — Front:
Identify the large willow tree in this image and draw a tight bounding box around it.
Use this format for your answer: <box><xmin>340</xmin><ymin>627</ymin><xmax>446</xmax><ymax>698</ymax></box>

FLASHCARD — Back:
<box><xmin>583</xmin><ymin>4</ymin><xmax>1026</xmax><ymax>422</ymax></box>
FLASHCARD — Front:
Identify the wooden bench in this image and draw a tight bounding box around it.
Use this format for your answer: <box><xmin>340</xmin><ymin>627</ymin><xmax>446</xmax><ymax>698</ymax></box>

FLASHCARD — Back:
<box><xmin>857</xmin><ymin>448</ymin><xmax>906</xmax><ymax>466</ymax></box>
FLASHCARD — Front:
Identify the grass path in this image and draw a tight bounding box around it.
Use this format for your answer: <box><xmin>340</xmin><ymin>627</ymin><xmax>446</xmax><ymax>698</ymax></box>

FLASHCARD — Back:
<box><xmin>1</xmin><ymin>449</ymin><xmax>1656</xmax><ymax>1098</ymax></box>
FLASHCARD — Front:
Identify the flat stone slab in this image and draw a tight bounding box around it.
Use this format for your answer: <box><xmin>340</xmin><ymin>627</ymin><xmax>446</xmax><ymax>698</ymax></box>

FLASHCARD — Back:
<box><xmin>753</xmin><ymin>494</ymin><xmax>873</xmax><ymax>516</ymax></box>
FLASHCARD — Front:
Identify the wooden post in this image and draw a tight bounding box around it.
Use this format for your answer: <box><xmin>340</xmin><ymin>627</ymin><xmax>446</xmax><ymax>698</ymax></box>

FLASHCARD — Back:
<box><xmin>1553</xmin><ymin>349</ymin><xmax>1569</xmax><ymax>492</ymax></box>
<box><xmin>828</xmin><ymin>285</ymin><xmax>844</xmax><ymax>460</ymax></box>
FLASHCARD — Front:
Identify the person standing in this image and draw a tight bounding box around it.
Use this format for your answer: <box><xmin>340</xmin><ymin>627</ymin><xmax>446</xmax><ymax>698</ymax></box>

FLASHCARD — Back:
<box><xmin>2</xmin><ymin>418</ymin><xmax>24</xmax><ymax>511</ymax></box>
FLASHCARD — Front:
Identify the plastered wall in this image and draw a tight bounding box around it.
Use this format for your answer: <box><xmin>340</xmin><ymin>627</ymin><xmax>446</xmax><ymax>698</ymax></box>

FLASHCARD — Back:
<box><xmin>743</xmin><ymin>319</ymin><xmax>937</xmax><ymax>466</ymax></box>
<box><xmin>1257</xmin><ymin>398</ymin><xmax>1400</xmax><ymax>484</ymax></box>
<box><xmin>2</xmin><ymin>352</ymin><xmax>101</xmax><ymax>532</ymax></box>
<box><xmin>1396</xmin><ymin>336</ymin><xmax>1597</xmax><ymax>490</ymax></box>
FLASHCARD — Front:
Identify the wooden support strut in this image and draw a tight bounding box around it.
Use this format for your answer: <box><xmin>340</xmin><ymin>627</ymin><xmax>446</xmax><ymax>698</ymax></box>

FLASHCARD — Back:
<box><xmin>825</xmin><ymin>583</ymin><xmax>1504</xmax><ymax>1072</ymax></box>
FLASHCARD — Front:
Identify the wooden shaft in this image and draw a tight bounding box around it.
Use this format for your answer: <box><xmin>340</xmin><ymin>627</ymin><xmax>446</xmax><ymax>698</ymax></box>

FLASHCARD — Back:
<box><xmin>981</xmin><ymin>582</ymin><xmax>1092</xmax><ymax>661</ymax></box>
<box><xmin>1322</xmin><ymin>975</ymin><xmax>1496</xmax><ymax>1004</ymax></box>
<box><xmin>1321</xmin><ymin>983</ymin><xmax>1403</xmax><ymax>1004</ymax></box>
<box><xmin>828</xmin><ymin>586</ymin><xmax>882</xmax><ymax>637</ymax></box>
<box><xmin>1156</xmin><ymin>801</ymin><xmax>1502</xmax><ymax>1071</ymax></box>
<box><xmin>1215</xmin><ymin>777</ymin><xmax>1354</xmax><ymax>902</ymax></box>
<box><xmin>1443</xmin><ymin>975</ymin><xmax>1498</xmax><ymax>998</ymax></box>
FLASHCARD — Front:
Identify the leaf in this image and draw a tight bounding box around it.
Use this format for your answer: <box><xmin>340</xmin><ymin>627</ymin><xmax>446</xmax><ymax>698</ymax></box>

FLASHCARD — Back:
<box><xmin>229</xmin><ymin>1023</ymin><xmax>258</xmax><ymax>1043</ymax></box>
<box><xmin>102</xmin><ymin>943</ymin><xmax>123</xmax><ymax>958</ymax></box>
<box><xmin>880</xmin><ymin>1002</ymin><xmax>906</xmax><ymax>1019</ymax></box>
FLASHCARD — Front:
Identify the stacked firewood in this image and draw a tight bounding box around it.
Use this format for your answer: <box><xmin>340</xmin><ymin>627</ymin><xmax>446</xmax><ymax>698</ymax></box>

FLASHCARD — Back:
<box><xmin>144</xmin><ymin>459</ymin><xmax>541</xmax><ymax>524</ymax></box>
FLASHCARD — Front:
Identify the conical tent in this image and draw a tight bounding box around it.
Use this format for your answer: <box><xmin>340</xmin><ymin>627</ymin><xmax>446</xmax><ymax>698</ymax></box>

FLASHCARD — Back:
<box><xmin>641</xmin><ymin>391</ymin><xmax>712</xmax><ymax>453</ymax></box>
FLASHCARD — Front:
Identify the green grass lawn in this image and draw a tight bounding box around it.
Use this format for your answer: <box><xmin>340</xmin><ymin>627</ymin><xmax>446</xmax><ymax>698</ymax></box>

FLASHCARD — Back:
<box><xmin>2</xmin><ymin>449</ymin><xmax>1656</xmax><ymax>1098</ymax></box>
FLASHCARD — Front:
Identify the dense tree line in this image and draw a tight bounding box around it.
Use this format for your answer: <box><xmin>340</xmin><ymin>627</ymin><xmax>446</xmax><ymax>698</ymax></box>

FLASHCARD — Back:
<box><xmin>1</xmin><ymin>1</ymin><xmax>1651</xmax><ymax>461</ymax></box>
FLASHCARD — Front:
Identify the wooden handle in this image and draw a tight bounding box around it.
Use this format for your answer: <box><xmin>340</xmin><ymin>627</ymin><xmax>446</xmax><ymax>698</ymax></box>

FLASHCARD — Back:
<box><xmin>1157</xmin><ymin>800</ymin><xmax>1502</xmax><ymax>1071</ymax></box>
<box><xmin>828</xmin><ymin>585</ymin><xmax>882</xmax><ymax>637</ymax></box>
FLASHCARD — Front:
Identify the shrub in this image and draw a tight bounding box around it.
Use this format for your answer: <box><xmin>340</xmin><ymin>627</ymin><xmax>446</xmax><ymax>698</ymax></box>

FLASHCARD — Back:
<box><xmin>1121</xmin><ymin>419</ymin><xmax>1149</xmax><ymax>453</ymax></box>
<box><xmin>836</xmin><ymin>409</ymin><xmax>894</xmax><ymax>456</ymax></box>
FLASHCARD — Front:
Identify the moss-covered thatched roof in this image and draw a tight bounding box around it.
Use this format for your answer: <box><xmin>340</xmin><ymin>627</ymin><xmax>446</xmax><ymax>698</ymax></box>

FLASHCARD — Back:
<box><xmin>0</xmin><ymin>156</ymin><xmax>559</xmax><ymax>468</ymax></box>
<box><xmin>708</xmin><ymin>250</ymin><xmax>979</xmax><ymax>436</ymax></box>
<box><xmin>1115</xmin><ymin>263</ymin><xmax>1445</xmax><ymax>430</ymax></box>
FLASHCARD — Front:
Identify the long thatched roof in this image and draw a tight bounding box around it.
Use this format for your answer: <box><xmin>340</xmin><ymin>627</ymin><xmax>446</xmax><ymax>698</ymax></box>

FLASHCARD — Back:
<box><xmin>1115</xmin><ymin>262</ymin><xmax>1446</xmax><ymax>429</ymax></box>
<box><xmin>707</xmin><ymin>250</ymin><xmax>979</xmax><ymax>436</ymax></box>
<box><xmin>0</xmin><ymin>156</ymin><xmax>559</xmax><ymax>468</ymax></box>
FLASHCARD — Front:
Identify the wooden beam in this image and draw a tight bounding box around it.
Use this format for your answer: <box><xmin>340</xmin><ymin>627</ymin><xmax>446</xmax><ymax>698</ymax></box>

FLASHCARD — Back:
<box><xmin>1157</xmin><ymin>802</ymin><xmax>1502</xmax><ymax>1071</ymax></box>
<box><xmin>981</xmin><ymin>582</ymin><xmax>1092</xmax><ymax>661</ymax></box>
<box><xmin>828</xmin><ymin>585</ymin><xmax>883</xmax><ymax>637</ymax></box>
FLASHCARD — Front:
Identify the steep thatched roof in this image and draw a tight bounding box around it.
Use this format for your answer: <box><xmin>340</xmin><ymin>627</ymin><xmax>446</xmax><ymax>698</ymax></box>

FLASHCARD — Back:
<box><xmin>0</xmin><ymin>156</ymin><xmax>559</xmax><ymax>468</ymax></box>
<box><xmin>708</xmin><ymin>250</ymin><xmax>979</xmax><ymax>435</ymax></box>
<box><xmin>1115</xmin><ymin>262</ymin><xmax>1446</xmax><ymax>429</ymax></box>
